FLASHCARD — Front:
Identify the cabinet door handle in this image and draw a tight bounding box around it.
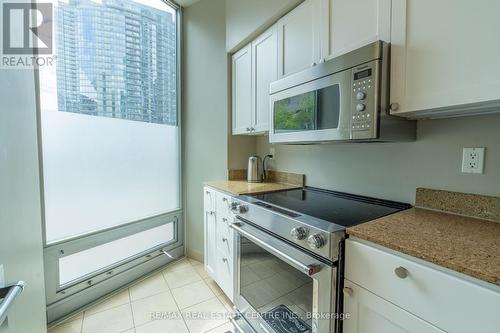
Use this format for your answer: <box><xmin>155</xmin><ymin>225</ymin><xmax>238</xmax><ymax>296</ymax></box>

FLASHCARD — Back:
<box><xmin>246</xmin><ymin>127</ymin><xmax>250</xmax><ymax>131</ymax></box>
<box><xmin>222</xmin><ymin>237</ymin><xmax>227</xmax><ymax>242</ymax></box>
<box><xmin>343</xmin><ymin>287</ymin><xmax>353</xmax><ymax>297</ymax></box>
<box><xmin>222</xmin><ymin>258</ymin><xmax>228</xmax><ymax>263</ymax></box>
<box><xmin>389</xmin><ymin>103</ymin><xmax>400</xmax><ymax>111</ymax></box>
<box><xmin>394</xmin><ymin>266</ymin><xmax>409</xmax><ymax>279</ymax></box>
<box><xmin>311</xmin><ymin>62</ymin><xmax>317</xmax><ymax>67</ymax></box>
<box><xmin>222</xmin><ymin>197</ymin><xmax>228</xmax><ymax>202</ymax></box>
<box><xmin>205</xmin><ymin>190</ymin><xmax>210</xmax><ymax>195</ymax></box>
<box><xmin>222</xmin><ymin>218</ymin><xmax>228</xmax><ymax>222</ymax></box>
<box><xmin>209</xmin><ymin>211</ymin><xmax>215</xmax><ymax>215</ymax></box>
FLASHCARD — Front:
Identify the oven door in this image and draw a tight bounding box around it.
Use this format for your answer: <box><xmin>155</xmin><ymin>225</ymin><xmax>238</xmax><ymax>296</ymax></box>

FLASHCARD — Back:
<box><xmin>269</xmin><ymin>69</ymin><xmax>352</xmax><ymax>144</ymax></box>
<box><xmin>230</xmin><ymin>219</ymin><xmax>336</xmax><ymax>333</ymax></box>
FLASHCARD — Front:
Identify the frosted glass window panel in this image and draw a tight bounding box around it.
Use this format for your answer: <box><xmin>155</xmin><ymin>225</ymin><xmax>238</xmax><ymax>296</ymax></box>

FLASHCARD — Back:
<box><xmin>38</xmin><ymin>0</ymin><xmax>180</xmax><ymax>243</ymax></box>
<box><xmin>42</xmin><ymin>110</ymin><xmax>180</xmax><ymax>243</ymax></box>
<box><xmin>59</xmin><ymin>223</ymin><xmax>175</xmax><ymax>285</ymax></box>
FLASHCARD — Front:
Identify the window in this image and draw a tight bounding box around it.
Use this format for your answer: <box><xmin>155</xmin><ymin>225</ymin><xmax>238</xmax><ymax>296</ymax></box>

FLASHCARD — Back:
<box><xmin>39</xmin><ymin>0</ymin><xmax>181</xmax><ymax>322</ymax></box>
<box><xmin>39</xmin><ymin>0</ymin><xmax>180</xmax><ymax>243</ymax></box>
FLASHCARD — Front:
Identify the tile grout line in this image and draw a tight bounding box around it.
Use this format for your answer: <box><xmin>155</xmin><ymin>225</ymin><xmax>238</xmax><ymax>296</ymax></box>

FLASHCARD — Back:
<box><xmin>178</xmin><ymin>258</ymin><xmax>221</xmax><ymax>332</ymax></box>
<box><xmin>202</xmin><ymin>320</ymin><xmax>232</xmax><ymax>333</ymax></box>
<box><xmin>127</xmin><ymin>265</ymin><xmax>206</xmax><ymax>314</ymax></box>
<box><xmin>79</xmin><ymin>311</ymin><xmax>84</xmax><ymax>333</ymax></box>
<box><xmin>159</xmin><ymin>263</ymin><xmax>192</xmax><ymax>333</ymax></box>
<box><xmin>54</xmin><ymin>258</ymin><xmax>198</xmax><ymax>332</ymax></box>
<box><xmin>127</xmin><ymin>288</ymin><xmax>137</xmax><ymax>333</ymax></box>
<box><xmin>81</xmin><ymin>292</ymin><xmax>131</xmax><ymax>319</ymax></box>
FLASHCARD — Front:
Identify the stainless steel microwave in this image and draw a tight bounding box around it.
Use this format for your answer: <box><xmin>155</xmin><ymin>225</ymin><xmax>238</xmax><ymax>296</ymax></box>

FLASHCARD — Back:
<box><xmin>269</xmin><ymin>41</ymin><xmax>416</xmax><ymax>144</ymax></box>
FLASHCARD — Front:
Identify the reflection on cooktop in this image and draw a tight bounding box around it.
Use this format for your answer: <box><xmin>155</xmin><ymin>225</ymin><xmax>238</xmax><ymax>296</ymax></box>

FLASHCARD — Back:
<box><xmin>252</xmin><ymin>187</ymin><xmax>411</xmax><ymax>227</ymax></box>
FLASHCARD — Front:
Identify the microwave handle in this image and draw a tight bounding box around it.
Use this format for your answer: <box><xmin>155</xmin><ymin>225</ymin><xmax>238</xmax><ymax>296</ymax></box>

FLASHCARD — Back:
<box><xmin>230</xmin><ymin>222</ymin><xmax>322</xmax><ymax>276</ymax></box>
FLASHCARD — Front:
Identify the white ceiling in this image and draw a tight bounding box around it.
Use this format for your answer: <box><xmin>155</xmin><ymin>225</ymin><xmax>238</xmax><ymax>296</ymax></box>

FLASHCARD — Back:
<box><xmin>175</xmin><ymin>0</ymin><xmax>202</xmax><ymax>7</ymax></box>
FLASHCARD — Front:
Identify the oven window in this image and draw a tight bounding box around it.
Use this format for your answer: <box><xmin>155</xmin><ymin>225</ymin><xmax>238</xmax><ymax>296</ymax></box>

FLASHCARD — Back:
<box><xmin>274</xmin><ymin>84</ymin><xmax>340</xmax><ymax>133</ymax></box>
<box><xmin>240</xmin><ymin>236</ymin><xmax>313</xmax><ymax>330</ymax></box>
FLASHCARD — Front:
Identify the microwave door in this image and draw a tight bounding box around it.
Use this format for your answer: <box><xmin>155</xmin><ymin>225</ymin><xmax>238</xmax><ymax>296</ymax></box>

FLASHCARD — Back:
<box><xmin>312</xmin><ymin>90</ymin><xmax>318</xmax><ymax>130</ymax></box>
<box><xmin>270</xmin><ymin>70</ymin><xmax>352</xmax><ymax>144</ymax></box>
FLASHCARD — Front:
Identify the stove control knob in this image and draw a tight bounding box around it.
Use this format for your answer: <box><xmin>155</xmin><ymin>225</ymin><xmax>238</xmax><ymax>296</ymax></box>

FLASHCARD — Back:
<box><xmin>290</xmin><ymin>227</ymin><xmax>308</xmax><ymax>241</ymax></box>
<box><xmin>307</xmin><ymin>234</ymin><xmax>326</xmax><ymax>249</ymax></box>
<box><xmin>230</xmin><ymin>201</ymin><xmax>248</xmax><ymax>214</ymax></box>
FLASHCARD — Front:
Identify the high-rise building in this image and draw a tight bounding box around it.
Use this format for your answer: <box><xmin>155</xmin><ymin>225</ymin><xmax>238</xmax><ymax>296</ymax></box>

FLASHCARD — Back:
<box><xmin>55</xmin><ymin>0</ymin><xmax>177</xmax><ymax>125</ymax></box>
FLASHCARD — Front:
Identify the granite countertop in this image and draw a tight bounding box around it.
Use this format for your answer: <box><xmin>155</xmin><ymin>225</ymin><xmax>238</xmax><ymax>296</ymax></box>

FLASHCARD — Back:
<box><xmin>205</xmin><ymin>180</ymin><xmax>301</xmax><ymax>196</ymax></box>
<box><xmin>347</xmin><ymin>207</ymin><xmax>500</xmax><ymax>286</ymax></box>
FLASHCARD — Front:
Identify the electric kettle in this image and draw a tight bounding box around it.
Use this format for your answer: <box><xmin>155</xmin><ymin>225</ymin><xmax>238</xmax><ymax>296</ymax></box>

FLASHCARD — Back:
<box><xmin>247</xmin><ymin>155</ymin><xmax>263</xmax><ymax>183</ymax></box>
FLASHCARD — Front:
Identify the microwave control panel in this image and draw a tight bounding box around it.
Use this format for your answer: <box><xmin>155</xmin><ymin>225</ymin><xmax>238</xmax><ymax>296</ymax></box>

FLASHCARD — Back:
<box><xmin>350</xmin><ymin>63</ymin><xmax>377</xmax><ymax>139</ymax></box>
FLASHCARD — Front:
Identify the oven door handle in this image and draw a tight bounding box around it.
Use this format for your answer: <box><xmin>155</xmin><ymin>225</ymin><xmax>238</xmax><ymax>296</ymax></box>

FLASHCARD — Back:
<box><xmin>230</xmin><ymin>222</ymin><xmax>322</xmax><ymax>276</ymax></box>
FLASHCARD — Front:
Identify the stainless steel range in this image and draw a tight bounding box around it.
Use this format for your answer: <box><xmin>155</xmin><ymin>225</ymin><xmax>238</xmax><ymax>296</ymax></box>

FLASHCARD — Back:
<box><xmin>228</xmin><ymin>187</ymin><xmax>411</xmax><ymax>333</ymax></box>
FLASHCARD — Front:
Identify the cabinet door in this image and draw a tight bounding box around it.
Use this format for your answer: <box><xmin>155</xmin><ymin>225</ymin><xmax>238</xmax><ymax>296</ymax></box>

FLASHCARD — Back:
<box><xmin>251</xmin><ymin>26</ymin><xmax>277</xmax><ymax>133</ymax></box>
<box><xmin>343</xmin><ymin>279</ymin><xmax>445</xmax><ymax>333</ymax></box>
<box><xmin>276</xmin><ymin>0</ymin><xmax>321</xmax><ymax>78</ymax></box>
<box><xmin>215</xmin><ymin>247</ymin><xmax>234</xmax><ymax>301</ymax></box>
<box><xmin>204</xmin><ymin>187</ymin><xmax>215</xmax><ymax>213</ymax></box>
<box><xmin>203</xmin><ymin>189</ymin><xmax>217</xmax><ymax>279</ymax></box>
<box><xmin>204</xmin><ymin>210</ymin><xmax>217</xmax><ymax>279</ymax></box>
<box><xmin>215</xmin><ymin>217</ymin><xmax>235</xmax><ymax>301</ymax></box>
<box><xmin>232</xmin><ymin>44</ymin><xmax>253</xmax><ymax>135</ymax></box>
<box><xmin>390</xmin><ymin>0</ymin><xmax>500</xmax><ymax>117</ymax></box>
<box><xmin>320</xmin><ymin>0</ymin><xmax>391</xmax><ymax>60</ymax></box>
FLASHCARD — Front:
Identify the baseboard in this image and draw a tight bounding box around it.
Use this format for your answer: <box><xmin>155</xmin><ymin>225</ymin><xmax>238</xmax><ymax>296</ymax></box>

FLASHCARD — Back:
<box><xmin>186</xmin><ymin>248</ymin><xmax>203</xmax><ymax>262</ymax></box>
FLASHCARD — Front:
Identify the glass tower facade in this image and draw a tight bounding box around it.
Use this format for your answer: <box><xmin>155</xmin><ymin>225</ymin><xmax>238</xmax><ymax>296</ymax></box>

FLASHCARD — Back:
<box><xmin>55</xmin><ymin>0</ymin><xmax>177</xmax><ymax>125</ymax></box>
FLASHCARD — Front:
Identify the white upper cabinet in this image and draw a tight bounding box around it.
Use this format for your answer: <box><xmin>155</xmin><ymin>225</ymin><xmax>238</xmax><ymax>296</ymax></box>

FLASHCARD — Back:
<box><xmin>232</xmin><ymin>26</ymin><xmax>277</xmax><ymax>135</ymax></box>
<box><xmin>232</xmin><ymin>44</ymin><xmax>253</xmax><ymax>135</ymax></box>
<box><xmin>252</xmin><ymin>26</ymin><xmax>277</xmax><ymax>133</ymax></box>
<box><xmin>390</xmin><ymin>0</ymin><xmax>500</xmax><ymax>118</ymax></box>
<box><xmin>277</xmin><ymin>0</ymin><xmax>321</xmax><ymax>78</ymax></box>
<box><xmin>320</xmin><ymin>0</ymin><xmax>391</xmax><ymax>60</ymax></box>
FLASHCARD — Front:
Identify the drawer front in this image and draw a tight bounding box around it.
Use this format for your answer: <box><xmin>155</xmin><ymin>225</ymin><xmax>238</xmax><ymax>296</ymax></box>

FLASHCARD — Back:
<box><xmin>345</xmin><ymin>239</ymin><xmax>500</xmax><ymax>333</ymax></box>
<box><xmin>216</xmin><ymin>215</ymin><xmax>233</xmax><ymax>257</ymax></box>
<box><xmin>204</xmin><ymin>187</ymin><xmax>215</xmax><ymax>213</ymax></box>
<box><xmin>343</xmin><ymin>279</ymin><xmax>445</xmax><ymax>333</ymax></box>
<box><xmin>216</xmin><ymin>191</ymin><xmax>232</xmax><ymax>218</ymax></box>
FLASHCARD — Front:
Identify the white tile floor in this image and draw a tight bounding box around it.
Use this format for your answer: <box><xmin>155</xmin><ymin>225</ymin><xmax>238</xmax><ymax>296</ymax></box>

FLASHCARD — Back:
<box><xmin>48</xmin><ymin>258</ymin><xmax>236</xmax><ymax>333</ymax></box>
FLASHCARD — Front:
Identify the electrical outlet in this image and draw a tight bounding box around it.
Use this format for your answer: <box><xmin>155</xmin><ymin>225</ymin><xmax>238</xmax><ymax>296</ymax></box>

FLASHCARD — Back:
<box><xmin>461</xmin><ymin>147</ymin><xmax>485</xmax><ymax>174</ymax></box>
<box><xmin>269</xmin><ymin>147</ymin><xmax>275</xmax><ymax>159</ymax></box>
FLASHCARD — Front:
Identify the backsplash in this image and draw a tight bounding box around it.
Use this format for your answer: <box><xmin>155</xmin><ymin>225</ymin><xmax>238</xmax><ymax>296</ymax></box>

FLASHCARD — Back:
<box><xmin>228</xmin><ymin>169</ymin><xmax>304</xmax><ymax>186</ymax></box>
<box><xmin>416</xmin><ymin>188</ymin><xmax>500</xmax><ymax>222</ymax></box>
<box><xmin>256</xmin><ymin>114</ymin><xmax>500</xmax><ymax>204</ymax></box>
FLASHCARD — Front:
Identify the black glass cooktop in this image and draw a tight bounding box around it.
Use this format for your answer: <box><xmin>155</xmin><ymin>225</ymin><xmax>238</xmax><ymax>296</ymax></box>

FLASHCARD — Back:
<box><xmin>251</xmin><ymin>187</ymin><xmax>411</xmax><ymax>228</ymax></box>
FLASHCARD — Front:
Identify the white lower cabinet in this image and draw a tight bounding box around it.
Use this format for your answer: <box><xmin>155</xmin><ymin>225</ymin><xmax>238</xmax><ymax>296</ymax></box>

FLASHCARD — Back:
<box><xmin>343</xmin><ymin>279</ymin><xmax>444</xmax><ymax>333</ymax></box>
<box><xmin>344</xmin><ymin>238</ymin><xmax>500</xmax><ymax>333</ymax></box>
<box><xmin>203</xmin><ymin>189</ymin><xmax>217</xmax><ymax>278</ymax></box>
<box><xmin>203</xmin><ymin>187</ymin><xmax>235</xmax><ymax>301</ymax></box>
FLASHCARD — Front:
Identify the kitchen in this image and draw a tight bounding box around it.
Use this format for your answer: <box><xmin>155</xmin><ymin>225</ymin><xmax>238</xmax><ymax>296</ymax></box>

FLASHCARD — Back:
<box><xmin>0</xmin><ymin>0</ymin><xmax>499</xmax><ymax>333</ymax></box>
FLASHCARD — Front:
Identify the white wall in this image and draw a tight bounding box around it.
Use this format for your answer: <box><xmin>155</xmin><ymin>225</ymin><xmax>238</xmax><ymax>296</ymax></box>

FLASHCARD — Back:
<box><xmin>183</xmin><ymin>0</ymin><xmax>229</xmax><ymax>257</ymax></box>
<box><xmin>0</xmin><ymin>71</ymin><xmax>47</xmax><ymax>330</ymax></box>
<box><xmin>257</xmin><ymin>114</ymin><xmax>500</xmax><ymax>203</ymax></box>
<box><xmin>225</xmin><ymin>0</ymin><xmax>302</xmax><ymax>51</ymax></box>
